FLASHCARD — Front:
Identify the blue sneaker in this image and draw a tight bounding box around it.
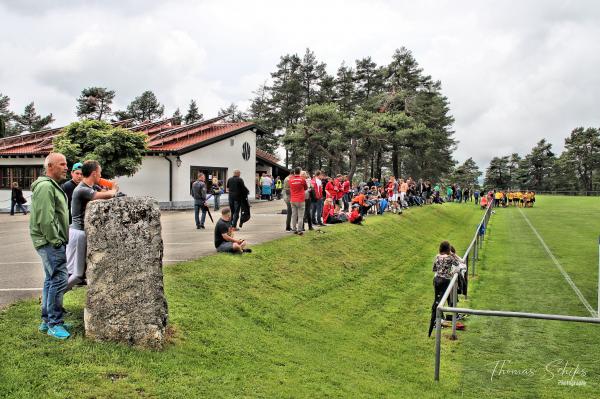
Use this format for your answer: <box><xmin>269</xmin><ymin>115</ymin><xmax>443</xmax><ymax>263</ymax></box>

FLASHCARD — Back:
<box><xmin>47</xmin><ymin>325</ymin><xmax>70</xmax><ymax>340</ymax></box>
<box><xmin>39</xmin><ymin>322</ymin><xmax>49</xmax><ymax>333</ymax></box>
<box><xmin>39</xmin><ymin>322</ymin><xmax>72</xmax><ymax>333</ymax></box>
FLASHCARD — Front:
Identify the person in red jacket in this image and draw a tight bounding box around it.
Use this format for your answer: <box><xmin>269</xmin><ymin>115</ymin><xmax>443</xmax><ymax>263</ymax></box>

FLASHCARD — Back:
<box><xmin>349</xmin><ymin>204</ymin><xmax>363</xmax><ymax>225</ymax></box>
<box><xmin>334</xmin><ymin>175</ymin><xmax>343</xmax><ymax>207</ymax></box>
<box><xmin>322</xmin><ymin>197</ymin><xmax>333</xmax><ymax>224</ymax></box>
<box><xmin>288</xmin><ymin>167</ymin><xmax>308</xmax><ymax>235</ymax></box>
<box><xmin>325</xmin><ymin>178</ymin><xmax>335</xmax><ymax>199</ymax></box>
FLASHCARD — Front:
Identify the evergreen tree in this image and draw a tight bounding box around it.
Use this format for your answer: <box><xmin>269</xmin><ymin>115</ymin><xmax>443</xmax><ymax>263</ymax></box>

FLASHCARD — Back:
<box><xmin>171</xmin><ymin>108</ymin><xmax>183</xmax><ymax>125</ymax></box>
<box><xmin>452</xmin><ymin>158</ymin><xmax>482</xmax><ymax>187</ymax></box>
<box><xmin>218</xmin><ymin>103</ymin><xmax>247</xmax><ymax>123</ymax></box>
<box><xmin>184</xmin><ymin>100</ymin><xmax>203</xmax><ymax>124</ymax></box>
<box><xmin>507</xmin><ymin>153</ymin><xmax>521</xmax><ymax>188</ymax></box>
<box><xmin>484</xmin><ymin>156</ymin><xmax>510</xmax><ymax>189</ymax></box>
<box><xmin>563</xmin><ymin>127</ymin><xmax>600</xmax><ymax>191</ymax></box>
<box><xmin>248</xmin><ymin>83</ymin><xmax>279</xmax><ymax>154</ymax></box>
<box><xmin>299</xmin><ymin>48</ymin><xmax>327</xmax><ymax>108</ymax></box>
<box><xmin>14</xmin><ymin>102</ymin><xmax>54</xmax><ymax>133</ymax></box>
<box><xmin>0</xmin><ymin>93</ymin><xmax>14</xmax><ymax>138</ymax></box>
<box><xmin>522</xmin><ymin>139</ymin><xmax>555</xmax><ymax>190</ymax></box>
<box><xmin>124</xmin><ymin>91</ymin><xmax>164</xmax><ymax>123</ymax></box>
<box><xmin>354</xmin><ymin>57</ymin><xmax>384</xmax><ymax>107</ymax></box>
<box><xmin>76</xmin><ymin>87</ymin><xmax>115</xmax><ymax>120</ymax></box>
<box><xmin>335</xmin><ymin>63</ymin><xmax>356</xmax><ymax>114</ymax></box>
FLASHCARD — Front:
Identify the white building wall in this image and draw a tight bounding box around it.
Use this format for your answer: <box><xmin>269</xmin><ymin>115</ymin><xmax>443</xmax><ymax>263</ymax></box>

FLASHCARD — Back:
<box><xmin>0</xmin><ymin>157</ymin><xmax>44</xmax><ymax>208</ymax></box>
<box><xmin>174</xmin><ymin>129</ymin><xmax>256</xmax><ymax>203</ymax></box>
<box><xmin>116</xmin><ymin>156</ymin><xmax>171</xmax><ymax>202</ymax></box>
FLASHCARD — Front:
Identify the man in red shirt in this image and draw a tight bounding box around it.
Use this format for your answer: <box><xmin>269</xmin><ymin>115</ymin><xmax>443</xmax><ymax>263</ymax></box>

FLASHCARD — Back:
<box><xmin>288</xmin><ymin>167</ymin><xmax>308</xmax><ymax>235</ymax></box>
<box><xmin>311</xmin><ymin>171</ymin><xmax>324</xmax><ymax>226</ymax></box>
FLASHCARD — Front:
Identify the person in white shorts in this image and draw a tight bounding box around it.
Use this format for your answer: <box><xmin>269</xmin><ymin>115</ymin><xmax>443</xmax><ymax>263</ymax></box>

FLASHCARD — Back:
<box><xmin>66</xmin><ymin>160</ymin><xmax>118</xmax><ymax>290</ymax></box>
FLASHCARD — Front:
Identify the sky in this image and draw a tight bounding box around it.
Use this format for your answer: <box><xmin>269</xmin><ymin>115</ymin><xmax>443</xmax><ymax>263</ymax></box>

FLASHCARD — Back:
<box><xmin>1</xmin><ymin>0</ymin><xmax>599</xmax><ymax>168</ymax></box>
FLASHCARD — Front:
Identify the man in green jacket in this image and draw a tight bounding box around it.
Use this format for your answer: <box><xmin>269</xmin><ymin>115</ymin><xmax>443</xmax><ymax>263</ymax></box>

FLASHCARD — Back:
<box><xmin>29</xmin><ymin>152</ymin><xmax>70</xmax><ymax>339</ymax></box>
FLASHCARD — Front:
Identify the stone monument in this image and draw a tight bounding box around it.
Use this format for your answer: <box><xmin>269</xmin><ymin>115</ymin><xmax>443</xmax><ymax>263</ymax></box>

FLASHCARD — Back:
<box><xmin>84</xmin><ymin>196</ymin><xmax>168</xmax><ymax>349</ymax></box>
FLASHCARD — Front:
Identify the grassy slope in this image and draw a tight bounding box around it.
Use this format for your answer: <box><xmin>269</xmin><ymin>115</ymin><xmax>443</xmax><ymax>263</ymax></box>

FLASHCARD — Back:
<box><xmin>458</xmin><ymin>196</ymin><xmax>600</xmax><ymax>398</ymax></box>
<box><xmin>0</xmin><ymin>204</ymin><xmax>482</xmax><ymax>399</ymax></box>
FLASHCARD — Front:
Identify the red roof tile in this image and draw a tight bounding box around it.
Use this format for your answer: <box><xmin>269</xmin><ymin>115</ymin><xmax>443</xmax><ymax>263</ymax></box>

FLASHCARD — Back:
<box><xmin>256</xmin><ymin>148</ymin><xmax>283</xmax><ymax>166</ymax></box>
<box><xmin>0</xmin><ymin>119</ymin><xmax>263</xmax><ymax>156</ymax></box>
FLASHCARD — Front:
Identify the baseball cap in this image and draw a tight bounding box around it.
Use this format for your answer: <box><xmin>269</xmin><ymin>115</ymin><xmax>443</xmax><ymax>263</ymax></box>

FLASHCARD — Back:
<box><xmin>72</xmin><ymin>162</ymin><xmax>83</xmax><ymax>171</ymax></box>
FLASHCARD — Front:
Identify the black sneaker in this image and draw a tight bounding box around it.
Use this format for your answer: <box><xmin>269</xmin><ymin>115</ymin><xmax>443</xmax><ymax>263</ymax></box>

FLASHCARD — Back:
<box><xmin>199</xmin><ymin>225</ymin><xmax>206</xmax><ymax>229</ymax></box>
<box><xmin>243</xmin><ymin>248</ymin><xmax>252</xmax><ymax>253</ymax></box>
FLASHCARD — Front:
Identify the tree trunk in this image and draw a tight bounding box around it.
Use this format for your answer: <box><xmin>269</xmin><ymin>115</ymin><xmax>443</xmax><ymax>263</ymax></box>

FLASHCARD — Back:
<box><xmin>392</xmin><ymin>143</ymin><xmax>399</xmax><ymax>177</ymax></box>
<box><xmin>348</xmin><ymin>137</ymin><xmax>358</xmax><ymax>182</ymax></box>
<box><xmin>376</xmin><ymin>149</ymin><xmax>382</xmax><ymax>180</ymax></box>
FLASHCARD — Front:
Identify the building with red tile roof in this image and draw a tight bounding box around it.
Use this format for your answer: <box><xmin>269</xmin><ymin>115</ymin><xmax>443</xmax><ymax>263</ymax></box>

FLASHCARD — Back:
<box><xmin>0</xmin><ymin>117</ymin><xmax>284</xmax><ymax>209</ymax></box>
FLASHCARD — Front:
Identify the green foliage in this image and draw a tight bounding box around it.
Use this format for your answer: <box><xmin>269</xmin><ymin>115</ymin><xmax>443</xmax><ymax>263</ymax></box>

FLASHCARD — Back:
<box><xmin>13</xmin><ymin>102</ymin><xmax>54</xmax><ymax>133</ymax></box>
<box><xmin>53</xmin><ymin>120</ymin><xmax>147</xmax><ymax>178</ymax></box>
<box><xmin>562</xmin><ymin>127</ymin><xmax>600</xmax><ymax>191</ymax></box>
<box><xmin>76</xmin><ymin>87</ymin><xmax>116</xmax><ymax>120</ymax></box>
<box><xmin>452</xmin><ymin>157</ymin><xmax>482</xmax><ymax>187</ymax></box>
<box><xmin>484</xmin><ymin>156</ymin><xmax>510</xmax><ymax>189</ymax></box>
<box><xmin>218</xmin><ymin>103</ymin><xmax>247</xmax><ymax>123</ymax></box>
<box><xmin>171</xmin><ymin>108</ymin><xmax>182</xmax><ymax>126</ymax></box>
<box><xmin>249</xmin><ymin>47</ymin><xmax>456</xmax><ymax>179</ymax></box>
<box><xmin>121</xmin><ymin>91</ymin><xmax>164</xmax><ymax>123</ymax></box>
<box><xmin>184</xmin><ymin>100</ymin><xmax>202</xmax><ymax>124</ymax></box>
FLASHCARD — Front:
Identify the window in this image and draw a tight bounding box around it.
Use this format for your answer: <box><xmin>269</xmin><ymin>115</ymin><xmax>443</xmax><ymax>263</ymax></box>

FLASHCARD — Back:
<box><xmin>189</xmin><ymin>166</ymin><xmax>228</xmax><ymax>193</ymax></box>
<box><xmin>0</xmin><ymin>165</ymin><xmax>45</xmax><ymax>190</ymax></box>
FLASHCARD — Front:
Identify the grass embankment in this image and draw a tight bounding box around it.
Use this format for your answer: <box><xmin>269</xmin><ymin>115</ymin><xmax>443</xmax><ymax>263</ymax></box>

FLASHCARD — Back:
<box><xmin>459</xmin><ymin>196</ymin><xmax>600</xmax><ymax>398</ymax></box>
<box><xmin>1</xmin><ymin>204</ymin><xmax>482</xmax><ymax>398</ymax></box>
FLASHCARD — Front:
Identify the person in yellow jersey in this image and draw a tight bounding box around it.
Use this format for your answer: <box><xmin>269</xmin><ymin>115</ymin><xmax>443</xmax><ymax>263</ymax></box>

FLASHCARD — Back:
<box><xmin>494</xmin><ymin>190</ymin><xmax>502</xmax><ymax>207</ymax></box>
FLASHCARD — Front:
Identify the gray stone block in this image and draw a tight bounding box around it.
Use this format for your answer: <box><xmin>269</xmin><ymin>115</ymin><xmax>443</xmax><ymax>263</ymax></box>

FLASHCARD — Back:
<box><xmin>84</xmin><ymin>196</ymin><xmax>168</xmax><ymax>349</ymax></box>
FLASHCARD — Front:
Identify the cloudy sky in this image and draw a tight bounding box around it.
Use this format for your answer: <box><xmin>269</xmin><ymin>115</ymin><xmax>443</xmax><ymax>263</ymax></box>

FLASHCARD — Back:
<box><xmin>1</xmin><ymin>0</ymin><xmax>599</xmax><ymax>168</ymax></box>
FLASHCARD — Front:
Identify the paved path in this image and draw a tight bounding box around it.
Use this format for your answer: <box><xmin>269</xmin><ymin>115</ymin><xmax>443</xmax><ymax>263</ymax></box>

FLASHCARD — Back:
<box><xmin>0</xmin><ymin>200</ymin><xmax>289</xmax><ymax>309</ymax></box>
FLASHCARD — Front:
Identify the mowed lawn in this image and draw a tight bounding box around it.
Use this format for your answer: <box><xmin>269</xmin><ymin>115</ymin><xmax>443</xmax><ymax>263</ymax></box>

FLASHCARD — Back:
<box><xmin>1</xmin><ymin>197</ymin><xmax>598</xmax><ymax>398</ymax></box>
<box><xmin>457</xmin><ymin>196</ymin><xmax>600</xmax><ymax>398</ymax></box>
<box><xmin>1</xmin><ymin>203</ymin><xmax>484</xmax><ymax>398</ymax></box>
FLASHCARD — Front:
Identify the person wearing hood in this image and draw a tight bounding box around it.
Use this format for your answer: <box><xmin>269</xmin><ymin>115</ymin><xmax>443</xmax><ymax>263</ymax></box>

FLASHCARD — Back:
<box><xmin>29</xmin><ymin>152</ymin><xmax>71</xmax><ymax>340</ymax></box>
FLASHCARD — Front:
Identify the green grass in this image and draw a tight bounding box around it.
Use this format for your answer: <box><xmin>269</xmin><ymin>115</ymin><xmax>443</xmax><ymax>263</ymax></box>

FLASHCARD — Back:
<box><xmin>457</xmin><ymin>196</ymin><xmax>600</xmax><ymax>398</ymax></box>
<box><xmin>1</xmin><ymin>197</ymin><xmax>599</xmax><ymax>398</ymax></box>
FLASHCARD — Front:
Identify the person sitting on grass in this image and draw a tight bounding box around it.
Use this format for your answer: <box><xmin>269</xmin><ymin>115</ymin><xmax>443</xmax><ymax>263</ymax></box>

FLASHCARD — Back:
<box><xmin>348</xmin><ymin>204</ymin><xmax>364</xmax><ymax>225</ymax></box>
<box><xmin>214</xmin><ymin>207</ymin><xmax>251</xmax><ymax>254</ymax></box>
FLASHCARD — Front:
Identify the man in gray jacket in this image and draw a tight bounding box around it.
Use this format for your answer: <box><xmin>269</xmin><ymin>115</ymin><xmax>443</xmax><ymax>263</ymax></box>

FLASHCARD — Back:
<box><xmin>191</xmin><ymin>172</ymin><xmax>208</xmax><ymax>229</ymax></box>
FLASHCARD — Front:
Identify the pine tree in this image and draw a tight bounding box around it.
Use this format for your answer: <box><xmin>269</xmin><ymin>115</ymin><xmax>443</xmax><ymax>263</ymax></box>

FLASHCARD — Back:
<box><xmin>124</xmin><ymin>91</ymin><xmax>164</xmax><ymax>123</ymax></box>
<box><xmin>218</xmin><ymin>103</ymin><xmax>247</xmax><ymax>123</ymax></box>
<box><xmin>563</xmin><ymin>127</ymin><xmax>600</xmax><ymax>191</ymax></box>
<box><xmin>14</xmin><ymin>102</ymin><xmax>54</xmax><ymax>133</ymax></box>
<box><xmin>184</xmin><ymin>100</ymin><xmax>203</xmax><ymax>124</ymax></box>
<box><xmin>172</xmin><ymin>108</ymin><xmax>183</xmax><ymax>125</ymax></box>
<box><xmin>76</xmin><ymin>87</ymin><xmax>116</xmax><ymax>120</ymax></box>
<box><xmin>0</xmin><ymin>93</ymin><xmax>14</xmax><ymax>138</ymax></box>
<box><xmin>354</xmin><ymin>57</ymin><xmax>384</xmax><ymax>107</ymax></box>
<box><xmin>335</xmin><ymin>63</ymin><xmax>356</xmax><ymax>115</ymax></box>
<box><xmin>248</xmin><ymin>83</ymin><xmax>279</xmax><ymax>154</ymax></box>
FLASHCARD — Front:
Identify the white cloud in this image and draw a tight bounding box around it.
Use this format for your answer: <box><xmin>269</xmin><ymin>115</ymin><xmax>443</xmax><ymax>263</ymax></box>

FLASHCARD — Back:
<box><xmin>1</xmin><ymin>0</ymin><xmax>599</xmax><ymax>170</ymax></box>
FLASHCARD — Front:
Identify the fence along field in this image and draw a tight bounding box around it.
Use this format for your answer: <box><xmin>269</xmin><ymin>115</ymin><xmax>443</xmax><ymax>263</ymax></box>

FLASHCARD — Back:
<box><xmin>449</xmin><ymin>196</ymin><xmax>600</xmax><ymax>397</ymax></box>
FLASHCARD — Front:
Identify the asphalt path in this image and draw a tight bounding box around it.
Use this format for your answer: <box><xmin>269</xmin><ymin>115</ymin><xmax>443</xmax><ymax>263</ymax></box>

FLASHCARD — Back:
<box><xmin>0</xmin><ymin>199</ymin><xmax>290</xmax><ymax>309</ymax></box>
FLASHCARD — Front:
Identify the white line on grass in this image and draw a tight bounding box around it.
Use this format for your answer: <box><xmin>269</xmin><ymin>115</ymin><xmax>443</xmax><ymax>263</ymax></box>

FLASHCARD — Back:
<box><xmin>519</xmin><ymin>208</ymin><xmax>597</xmax><ymax>318</ymax></box>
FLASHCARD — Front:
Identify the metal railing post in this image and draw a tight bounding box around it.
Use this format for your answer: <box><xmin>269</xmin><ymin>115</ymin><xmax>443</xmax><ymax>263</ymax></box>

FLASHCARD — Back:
<box><xmin>598</xmin><ymin>235</ymin><xmax>600</xmax><ymax>318</ymax></box>
<box><xmin>451</xmin><ymin>282</ymin><xmax>458</xmax><ymax>340</ymax></box>
<box><xmin>434</xmin><ymin>309</ymin><xmax>442</xmax><ymax>381</ymax></box>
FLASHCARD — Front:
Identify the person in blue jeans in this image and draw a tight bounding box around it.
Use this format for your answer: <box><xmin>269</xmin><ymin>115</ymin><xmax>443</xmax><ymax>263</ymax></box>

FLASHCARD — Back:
<box><xmin>191</xmin><ymin>172</ymin><xmax>208</xmax><ymax>229</ymax></box>
<box><xmin>29</xmin><ymin>152</ymin><xmax>71</xmax><ymax>340</ymax></box>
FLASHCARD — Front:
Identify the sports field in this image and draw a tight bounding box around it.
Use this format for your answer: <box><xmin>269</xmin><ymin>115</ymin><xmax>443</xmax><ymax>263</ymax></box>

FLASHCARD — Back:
<box><xmin>0</xmin><ymin>196</ymin><xmax>598</xmax><ymax>398</ymax></box>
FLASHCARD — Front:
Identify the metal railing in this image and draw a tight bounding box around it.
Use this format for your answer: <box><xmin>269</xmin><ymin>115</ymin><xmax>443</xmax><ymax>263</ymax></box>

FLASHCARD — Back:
<box><xmin>433</xmin><ymin>211</ymin><xmax>600</xmax><ymax>381</ymax></box>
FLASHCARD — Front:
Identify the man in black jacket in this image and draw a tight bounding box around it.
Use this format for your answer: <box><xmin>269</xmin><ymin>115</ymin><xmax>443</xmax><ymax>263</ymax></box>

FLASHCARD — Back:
<box><xmin>191</xmin><ymin>172</ymin><xmax>208</xmax><ymax>229</ymax></box>
<box><xmin>226</xmin><ymin>169</ymin><xmax>249</xmax><ymax>230</ymax></box>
